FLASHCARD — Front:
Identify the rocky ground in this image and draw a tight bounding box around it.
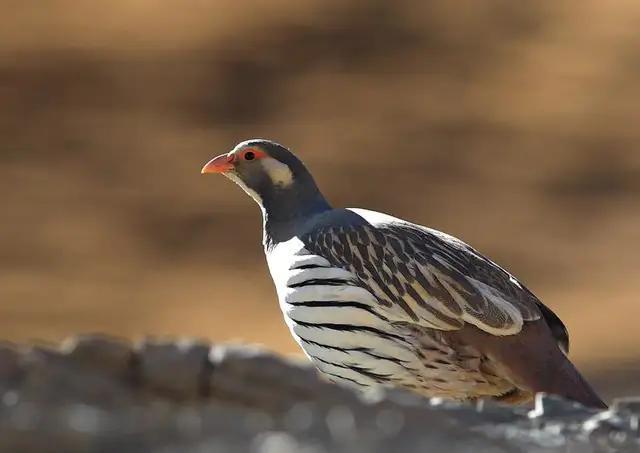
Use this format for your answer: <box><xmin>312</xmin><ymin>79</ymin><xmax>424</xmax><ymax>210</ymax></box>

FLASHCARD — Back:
<box><xmin>0</xmin><ymin>335</ymin><xmax>638</xmax><ymax>453</ymax></box>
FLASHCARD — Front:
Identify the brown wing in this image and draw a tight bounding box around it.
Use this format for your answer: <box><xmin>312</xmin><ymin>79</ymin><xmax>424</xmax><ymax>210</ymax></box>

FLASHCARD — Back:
<box><xmin>301</xmin><ymin>222</ymin><xmax>542</xmax><ymax>336</ymax></box>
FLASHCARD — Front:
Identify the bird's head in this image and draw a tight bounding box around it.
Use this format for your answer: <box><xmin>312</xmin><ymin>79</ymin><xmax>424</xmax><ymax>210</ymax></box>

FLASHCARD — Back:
<box><xmin>201</xmin><ymin>139</ymin><xmax>330</xmax><ymax>222</ymax></box>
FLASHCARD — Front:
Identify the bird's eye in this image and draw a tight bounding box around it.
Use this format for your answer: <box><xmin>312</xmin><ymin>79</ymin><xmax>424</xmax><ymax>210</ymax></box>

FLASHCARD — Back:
<box><xmin>244</xmin><ymin>151</ymin><xmax>255</xmax><ymax>161</ymax></box>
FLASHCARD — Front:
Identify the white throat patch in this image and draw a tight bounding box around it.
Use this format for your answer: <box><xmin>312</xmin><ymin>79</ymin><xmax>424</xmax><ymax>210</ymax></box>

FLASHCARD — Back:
<box><xmin>261</xmin><ymin>158</ymin><xmax>294</xmax><ymax>188</ymax></box>
<box><xmin>224</xmin><ymin>172</ymin><xmax>263</xmax><ymax>206</ymax></box>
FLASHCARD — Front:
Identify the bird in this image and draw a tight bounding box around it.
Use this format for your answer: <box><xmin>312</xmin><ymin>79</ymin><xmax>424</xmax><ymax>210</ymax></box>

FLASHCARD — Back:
<box><xmin>201</xmin><ymin>139</ymin><xmax>606</xmax><ymax>408</ymax></box>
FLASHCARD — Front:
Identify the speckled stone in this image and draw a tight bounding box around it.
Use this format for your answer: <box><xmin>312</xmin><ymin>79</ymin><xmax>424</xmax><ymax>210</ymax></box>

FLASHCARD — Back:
<box><xmin>0</xmin><ymin>336</ymin><xmax>634</xmax><ymax>453</ymax></box>
<box><xmin>17</xmin><ymin>344</ymin><xmax>134</xmax><ymax>406</ymax></box>
<box><xmin>207</xmin><ymin>344</ymin><xmax>354</xmax><ymax>411</ymax></box>
<box><xmin>60</xmin><ymin>334</ymin><xmax>133</xmax><ymax>378</ymax></box>
<box><xmin>529</xmin><ymin>392</ymin><xmax>594</xmax><ymax>419</ymax></box>
<box><xmin>0</xmin><ymin>343</ymin><xmax>23</xmax><ymax>389</ymax></box>
<box><xmin>135</xmin><ymin>338</ymin><xmax>211</xmax><ymax>399</ymax></box>
<box><xmin>612</xmin><ymin>397</ymin><xmax>640</xmax><ymax>416</ymax></box>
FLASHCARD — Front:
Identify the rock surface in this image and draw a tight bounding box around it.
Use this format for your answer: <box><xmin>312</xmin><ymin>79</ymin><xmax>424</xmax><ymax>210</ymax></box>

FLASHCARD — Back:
<box><xmin>0</xmin><ymin>335</ymin><xmax>637</xmax><ymax>453</ymax></box>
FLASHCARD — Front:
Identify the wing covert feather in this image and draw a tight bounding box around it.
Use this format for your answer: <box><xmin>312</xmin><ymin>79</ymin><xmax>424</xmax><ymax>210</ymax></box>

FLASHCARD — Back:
<box><xmin>301</xmin><ymin>222</ymin><xmax>541</xmax><ymax>336</ymax></box>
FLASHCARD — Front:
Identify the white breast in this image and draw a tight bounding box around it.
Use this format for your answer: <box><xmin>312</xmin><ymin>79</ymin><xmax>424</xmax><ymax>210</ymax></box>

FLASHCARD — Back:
<box><xmin>265</xmin><ymin>237</ymin><xmax>422</xmax><ymax>389</ymax></box>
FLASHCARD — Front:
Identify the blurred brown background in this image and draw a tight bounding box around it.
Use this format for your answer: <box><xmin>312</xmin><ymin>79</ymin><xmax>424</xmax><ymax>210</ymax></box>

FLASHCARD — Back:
<box><xmin>1</xmin><ymin>1</ymin><xmax>639</xmax><ymax>400</ymax></box>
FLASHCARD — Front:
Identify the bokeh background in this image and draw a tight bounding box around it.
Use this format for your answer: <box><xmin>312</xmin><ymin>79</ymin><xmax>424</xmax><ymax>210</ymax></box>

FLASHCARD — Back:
<box><xmin>1</xmin><ymin>1</ymin><xmax>639</xmax><ymax>401</ymax></box>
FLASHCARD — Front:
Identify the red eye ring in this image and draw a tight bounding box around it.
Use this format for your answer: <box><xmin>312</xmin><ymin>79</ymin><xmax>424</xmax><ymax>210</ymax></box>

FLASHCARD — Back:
<box><xmin>239</xmin><ymin>148</ymin><xmax>266</xmax><ymax>161</ymax></box>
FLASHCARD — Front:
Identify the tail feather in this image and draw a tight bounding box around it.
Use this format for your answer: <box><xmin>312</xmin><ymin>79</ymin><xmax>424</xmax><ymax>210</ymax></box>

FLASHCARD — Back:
<box><xmin>455</xmin><ymin>321</ymin><xmax>607</xmax><ymax>409</ymax></box>
<box><xmin>539</xmin><ymin>351</ymin><xmax>606</xmax><ymax>409</ymax></box>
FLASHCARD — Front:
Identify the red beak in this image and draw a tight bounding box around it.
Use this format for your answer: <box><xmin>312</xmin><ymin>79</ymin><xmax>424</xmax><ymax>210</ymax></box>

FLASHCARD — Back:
<box><xmin>201</xmin><ymin>153</ymin><xmax>235</xmax><ymax>174</ymax></box>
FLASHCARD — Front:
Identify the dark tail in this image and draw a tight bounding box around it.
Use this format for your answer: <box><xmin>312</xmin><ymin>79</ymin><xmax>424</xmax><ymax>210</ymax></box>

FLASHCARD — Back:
<box><xmin>457</xmin><ymin>321</ymin><xmax>607</xmax><ymax>409</ymax></box>
<box><xmin>540</xmin><ymin>351</ymin><xmax>607</xmax><ymax>409</ymax></box>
